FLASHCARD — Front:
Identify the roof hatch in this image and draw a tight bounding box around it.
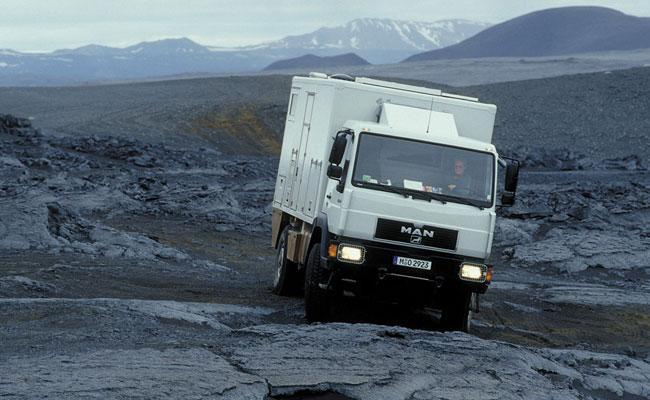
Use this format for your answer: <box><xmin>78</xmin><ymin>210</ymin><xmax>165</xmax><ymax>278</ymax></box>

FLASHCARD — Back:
<box><xmin>379</xmin><ymin>103</ymin><xmax>459</xmax><ymax>138</ymax></box>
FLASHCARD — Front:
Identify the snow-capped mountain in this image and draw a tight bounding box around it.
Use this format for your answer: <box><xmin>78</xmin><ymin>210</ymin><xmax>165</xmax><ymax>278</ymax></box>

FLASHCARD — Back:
<box><xmin>250</xmin><ymin>18</ymin><xmax>490</xmax><ymax>63</ymax></box>
<box><xmin>0</xmin><ymin>18</ymin><xmax>490</xmax><ymax>86</ymax></box>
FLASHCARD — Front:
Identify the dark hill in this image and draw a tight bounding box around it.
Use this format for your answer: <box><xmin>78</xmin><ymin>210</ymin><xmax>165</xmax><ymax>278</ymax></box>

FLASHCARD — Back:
<box><xmin>403</xmin><ymin>7</ymin><xmax>650</xmax><ymax>62</ymax></box>
<box><xmin>263</xmin><ymin>53</ymin><xmax>370</xmax><ymax>71</ymax></box>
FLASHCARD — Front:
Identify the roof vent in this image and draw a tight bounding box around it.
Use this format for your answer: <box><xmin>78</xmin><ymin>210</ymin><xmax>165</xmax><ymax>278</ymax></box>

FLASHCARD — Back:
<box><xmin>308</xmin><ymin>72</ymin><xmax>328</xmax><ymax>79</ymax></box>
<box><xmin>330</xmin><ymin>73</ymin><xmax>355</xmax><ymax>81</ymax></box>
<box><xmin>380</xmin><ymin>103</ymin><xmax>458</xmax><ymax>137</ymax></box>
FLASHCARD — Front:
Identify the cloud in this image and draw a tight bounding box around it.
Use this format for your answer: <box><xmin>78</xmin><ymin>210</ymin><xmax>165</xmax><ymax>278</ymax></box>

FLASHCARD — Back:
<box><xmin>1</xmin><ymin>0</ymin><xmax>649</xmax><ymax>51</ymax></box>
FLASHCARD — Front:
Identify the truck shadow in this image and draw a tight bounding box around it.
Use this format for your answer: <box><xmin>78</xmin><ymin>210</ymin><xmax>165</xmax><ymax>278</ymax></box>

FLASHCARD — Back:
<box><xmin>324</xmin><ymin>297</ymin><xmax>445</xmax><ymax>332</ymax></box>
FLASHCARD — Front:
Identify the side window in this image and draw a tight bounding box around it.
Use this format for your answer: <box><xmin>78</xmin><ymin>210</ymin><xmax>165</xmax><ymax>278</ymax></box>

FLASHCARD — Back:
<box><xmin>288</xmin><ymin>91</ymin><xmax>299</xmax><ymax>119</ymax></box>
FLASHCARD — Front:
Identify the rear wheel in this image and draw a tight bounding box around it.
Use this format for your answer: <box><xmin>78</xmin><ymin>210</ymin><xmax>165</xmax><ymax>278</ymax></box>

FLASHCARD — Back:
<box><xmin>304</xmin><ymin>245</ymin><xmax>331</xmax><ymax>322</ymax></box>
<box><xmin>440</xmin><ymin>289</ymin><xmax>472</xmax><ymax>332</ymax></box>
<box><xmin>272</xmin><ymin>226</ymin><xmax>300</xmax><ymax>296</ymax></box>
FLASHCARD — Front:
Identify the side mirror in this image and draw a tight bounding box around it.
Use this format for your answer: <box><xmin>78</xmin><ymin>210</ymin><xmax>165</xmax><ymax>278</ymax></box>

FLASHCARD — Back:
<box><xmin>329</xmin><ymin>134</ymin><xmax>348</xmax><ymax>165</ymax></box>
<box><xmin>501</xmin><ymin>159</ymin><xmax>520</xmax><ymax>207</ymax></box>
<box><xmin>504</xmin><ymin>160</ymin><xmax>519</xmax><ymax>193</ymax></box>
<box><xmin>327</xmin><ymin>164</ymin><xmax>343</xmax><ymax>179</ymax></box>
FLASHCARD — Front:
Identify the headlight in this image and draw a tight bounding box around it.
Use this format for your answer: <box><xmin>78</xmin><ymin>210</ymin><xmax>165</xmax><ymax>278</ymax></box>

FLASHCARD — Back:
<box><xmin>459</xmin><ymin>263</ymin><xmax>487</xmax><ymax>282</ymax></box>
<box><xmin>337</xmin><ymin>244</ymin><xmax>365</xmax><ymax>264</ymax></box>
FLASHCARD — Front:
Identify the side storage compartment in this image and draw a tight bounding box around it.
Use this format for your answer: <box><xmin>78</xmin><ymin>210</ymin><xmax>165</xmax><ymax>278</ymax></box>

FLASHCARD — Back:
<box><xmin>303</xmin><ymin>159</ymin><xmax>323</xmax><ymax>217</ymax></box>
<box><xmin>289</xmin><ymin>92</ymin><xmax>316</xmax><ymax>210</ymax></box>
<box><xmin>274</xmin><ymin>175</ymin><xmax>285</xmax><ymax>207</ymax></box>
<box><xmin>275</xmin><ymin>77</ymin><xmax>336</xmax><ymax>222</ymax></box>
<box><xmin>277</xmin><ymin>86</ymin><xmax>301</xmax><ymax>208</ymax></box>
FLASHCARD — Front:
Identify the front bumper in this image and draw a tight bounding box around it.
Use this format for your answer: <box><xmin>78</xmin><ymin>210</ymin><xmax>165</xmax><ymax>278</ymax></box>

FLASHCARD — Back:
<box><xmin>324</xmin><ymin>236</ymin><xmax>490</xmax><ymax>301</ymax></box>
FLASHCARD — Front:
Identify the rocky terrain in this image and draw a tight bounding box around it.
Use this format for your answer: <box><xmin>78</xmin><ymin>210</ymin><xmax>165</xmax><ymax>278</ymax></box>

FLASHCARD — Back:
<box><xmin>1</xmin><ymin>67</ymin><xmax>650</xmax><ymax>399</ymax></box>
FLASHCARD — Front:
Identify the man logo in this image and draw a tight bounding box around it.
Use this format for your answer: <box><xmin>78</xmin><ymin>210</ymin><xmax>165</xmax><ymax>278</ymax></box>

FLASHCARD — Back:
<box><xmin>401</xmin><ymin>226</ymin><xmax>434</xmax><ymax>239</ymax></box>
<box><xmin>410</xmin><ymin>234</ymin><xmax>422</xmax><ymax>244</ymax></box>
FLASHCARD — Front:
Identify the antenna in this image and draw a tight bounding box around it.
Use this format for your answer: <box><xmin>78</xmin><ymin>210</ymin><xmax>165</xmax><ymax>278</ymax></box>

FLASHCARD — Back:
<box><xmin>425</xmin><ymin>94</ymin><xmax>435</xmax><ymax>134</ymax></box>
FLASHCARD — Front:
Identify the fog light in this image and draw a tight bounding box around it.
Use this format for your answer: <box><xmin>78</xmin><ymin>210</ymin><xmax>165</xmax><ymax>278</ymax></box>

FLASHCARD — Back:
<box><xmin>459</xmin><ymin>263</ymin><xmax>487</xmax><ymax>282</ymax></box>
<box><xmin>337</xmin><ymin>244</ymin><xmax>365</xmax><ymax>264</ymax></box>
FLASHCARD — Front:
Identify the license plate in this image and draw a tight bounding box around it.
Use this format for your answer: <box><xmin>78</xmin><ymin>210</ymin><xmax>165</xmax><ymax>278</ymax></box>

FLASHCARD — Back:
<box><xmin>392</xmin><ymin>256</ymin><xmax>432</xmax><ymax>270</ymax></box>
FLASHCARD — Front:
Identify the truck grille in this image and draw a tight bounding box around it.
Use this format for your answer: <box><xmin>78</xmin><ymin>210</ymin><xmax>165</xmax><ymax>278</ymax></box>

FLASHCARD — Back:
<box><xmin>374</xmin><ymin>218</ymin><xmax>458</xmax><ymax>250</ymax></box>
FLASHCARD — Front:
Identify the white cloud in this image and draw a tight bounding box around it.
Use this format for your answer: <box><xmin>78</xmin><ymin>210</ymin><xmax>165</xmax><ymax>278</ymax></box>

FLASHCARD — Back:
<box><xmin>0</xmin><ymin>0</ymin><xmax>649</xmax><ymax>51</ymax></box>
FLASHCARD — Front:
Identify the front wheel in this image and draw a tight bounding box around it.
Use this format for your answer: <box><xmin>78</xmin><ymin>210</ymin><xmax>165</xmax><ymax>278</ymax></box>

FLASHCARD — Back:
<box><xmin>304</xmin><ymin>245</ymin><xmax>331</xmax><ymax>322</ymax></box>
<box><xmin>272</xmin><ymin>226</ymin><xmax>300</xmax><ymax>296</ymax></box>
<box><xmin>440</xmin><ymin>289</ymin><xmax>472</xmax><ymax>332</ymax></box>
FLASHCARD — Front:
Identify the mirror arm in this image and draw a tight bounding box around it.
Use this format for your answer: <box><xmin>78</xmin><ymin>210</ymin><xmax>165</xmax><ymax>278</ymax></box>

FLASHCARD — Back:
<box><xmin>336</xmin><ymin>160</ymin><xmax>350</xmax><ymax>193</ymax></box>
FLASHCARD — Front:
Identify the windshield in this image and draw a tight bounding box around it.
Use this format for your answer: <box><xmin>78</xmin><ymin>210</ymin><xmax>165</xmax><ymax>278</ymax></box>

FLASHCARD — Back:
<box><xmin>351</xmin><ymin>133</ymin><xmax>495</xmax><ymax>208</ymax></box>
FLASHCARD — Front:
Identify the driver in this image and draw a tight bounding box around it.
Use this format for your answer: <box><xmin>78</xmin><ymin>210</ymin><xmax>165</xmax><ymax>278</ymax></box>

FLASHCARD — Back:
<box><xmin>447</xmin><ymin>159</ymin><xmax>470</xmax><ymax>195</ymax></box>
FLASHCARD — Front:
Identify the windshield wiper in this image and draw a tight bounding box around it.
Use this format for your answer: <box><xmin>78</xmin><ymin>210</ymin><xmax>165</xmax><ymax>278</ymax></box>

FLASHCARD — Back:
<box><xmin>426</xmin><ymin>193</ymin><xmax>487</xmax><ymax>210</ymax></box>
<box><xmin>356</xmin><ymin>181</ymin><xmax>409</xmax><ymax>198</ymax></box>
<box><xmin>356</xmin><ymin>181</ymin><xmax>486</xmax><ymax>208</ymax></box>
<box><xmin>355</xmin><ymin>181</ymin><xmax>446</xmax><ymax>204</ymax></box>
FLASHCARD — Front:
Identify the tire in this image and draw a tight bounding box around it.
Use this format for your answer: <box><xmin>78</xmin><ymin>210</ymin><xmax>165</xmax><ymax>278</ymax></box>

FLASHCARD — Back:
<box><xmin>304</xmin><ymin>245</ymin><xmax>331</xmax><ymax>322</ymax></box>
<box><xmin>272</xmin><ymin>226</ymin><xmax>299</xmax><ymax>296</ymax></box>
<box><xmin>440</xmin><ymin>289</ymin><xmax>472</xmax><ymax>332</ymax></box>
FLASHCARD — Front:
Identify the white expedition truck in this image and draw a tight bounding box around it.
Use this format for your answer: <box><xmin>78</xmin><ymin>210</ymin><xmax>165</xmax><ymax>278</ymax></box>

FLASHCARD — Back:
<box><xmin>271</xmin><ymin>73</ymin><xmax>519</xmax><ymax>331</ymax></box>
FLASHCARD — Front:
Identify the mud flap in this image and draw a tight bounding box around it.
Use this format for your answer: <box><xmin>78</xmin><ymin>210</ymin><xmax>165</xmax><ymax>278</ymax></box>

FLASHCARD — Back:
<box><xmin>469</xmin><ymin>292</ymin><xmax>480</xmax><ymax>313</ymax></box>
<box><xmin>313</xmin><ymin>212</ymin><xmax>332</xmax><ymax>270</ymax></box>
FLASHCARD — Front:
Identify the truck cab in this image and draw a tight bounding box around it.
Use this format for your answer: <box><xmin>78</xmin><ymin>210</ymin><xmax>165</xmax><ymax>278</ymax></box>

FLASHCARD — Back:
<box><xmin>271</xmin><ymin>73</ymin><xmax>518</xmax><ymax>331</ymax></box>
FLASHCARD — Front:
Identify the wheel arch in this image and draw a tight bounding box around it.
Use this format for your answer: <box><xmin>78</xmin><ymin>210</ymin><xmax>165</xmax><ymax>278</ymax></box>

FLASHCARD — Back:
<box><xmin>308</xmin><ymin>212</ymin><xmax>329</xmax><ymax>263</ymax></box>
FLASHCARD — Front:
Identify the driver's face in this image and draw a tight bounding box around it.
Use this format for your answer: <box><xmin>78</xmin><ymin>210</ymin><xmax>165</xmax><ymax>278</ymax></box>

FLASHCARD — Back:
<box><xmin>454</xmin><ymin>161</ymin><xmax>465</xmax><ymax>176</ymax></box>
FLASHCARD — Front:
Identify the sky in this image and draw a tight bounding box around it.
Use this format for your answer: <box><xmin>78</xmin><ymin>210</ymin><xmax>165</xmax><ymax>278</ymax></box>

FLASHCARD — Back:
<box><xmin>1</xmin><ymin>0</ymin><xmax>649</xmax><ymax>52</ymax></box>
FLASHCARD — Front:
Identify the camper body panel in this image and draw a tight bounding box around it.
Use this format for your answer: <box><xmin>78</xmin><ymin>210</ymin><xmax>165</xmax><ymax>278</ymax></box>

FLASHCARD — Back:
<box><xmin>274</xmin><ymin>80</ymin><xmax>336</xmax><ymax>224</ymax></box>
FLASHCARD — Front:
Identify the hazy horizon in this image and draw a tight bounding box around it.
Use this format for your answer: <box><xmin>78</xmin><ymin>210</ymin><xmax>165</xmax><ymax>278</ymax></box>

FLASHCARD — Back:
<box><xmin>1</xmin><ymin>0</ymin><xmax>650</xmax><ymax>52</ymax></box>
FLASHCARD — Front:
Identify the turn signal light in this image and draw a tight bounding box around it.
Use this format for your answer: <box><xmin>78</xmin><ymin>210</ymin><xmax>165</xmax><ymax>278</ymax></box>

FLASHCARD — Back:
<box><xmin>327</xmin><ymin>243</ymin><xmax>338</xmax><ymax>258</ymax></box>
<box><xmin>486</xmin><ymin>265</ymin><xmax>493</xmax><ymax>284</ymax></box>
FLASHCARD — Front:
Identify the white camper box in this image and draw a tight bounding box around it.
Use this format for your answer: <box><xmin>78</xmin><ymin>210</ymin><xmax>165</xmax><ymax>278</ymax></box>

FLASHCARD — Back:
<box><xmin>272</xmin><ymin>74</ymin><xmax>497</xmax><ymax>225</ymax></box>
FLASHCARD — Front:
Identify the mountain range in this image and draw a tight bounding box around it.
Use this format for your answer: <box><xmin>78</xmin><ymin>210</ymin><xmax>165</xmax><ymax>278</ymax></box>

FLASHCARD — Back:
<box><xmin>0</xmin><ymin>18</ymin><xmax>488</xmax><ymax>86</ymax></box>
<box><xmin>243</xmin><ymin>18</ymin><xmax>490</xmax><ymax>63</ymax></box>
<box><xmin>403</xmin><ymin>7</ymin><xmax>650</xmax><ymax>62</ymax></box>
<box><xmin>3</xmin><ymin>7</ymin><xmax>650</xmax><ymax>86</ymax></box>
